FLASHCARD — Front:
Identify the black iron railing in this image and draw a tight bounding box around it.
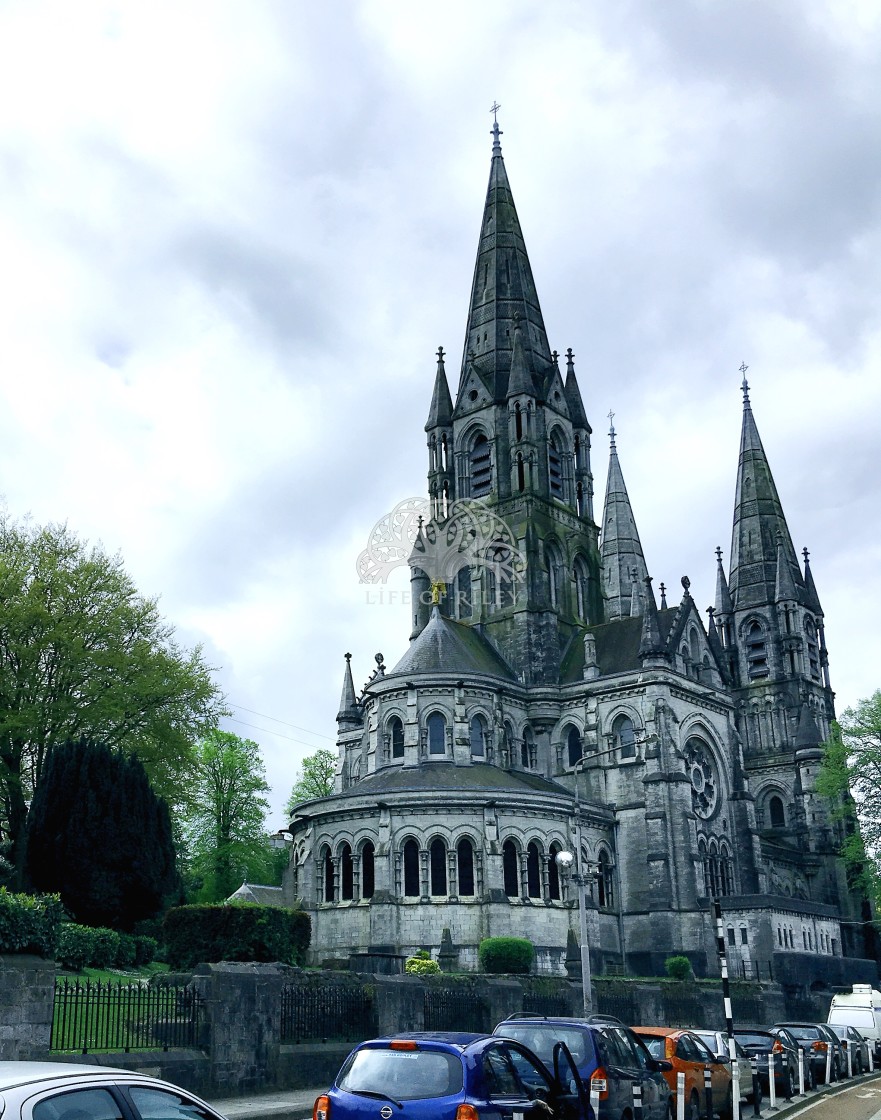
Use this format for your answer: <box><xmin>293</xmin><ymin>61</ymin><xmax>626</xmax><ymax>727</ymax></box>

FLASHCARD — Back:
<box><xmin>51</xmin><ymin>978</ymin><xmax>203</xmax><ymax>1053</ymax></box>
<box><xmin>281</xmin><ymin>983</ymin><xmax>375</xmax><ymax>1043</ymax></box>
<box><xmin>423</xmin><ymin>986</ymin><xmax>487</xmax><ymax>1033</ymax></box>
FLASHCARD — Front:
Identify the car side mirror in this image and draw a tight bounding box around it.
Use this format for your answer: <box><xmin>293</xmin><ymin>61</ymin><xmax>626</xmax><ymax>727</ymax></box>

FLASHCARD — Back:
<box><xmin>714</xmin><ymin>1054</ymin><xmax>730</xmax><ymax>1064</ymax></box>
<box><xmin>653</xmin><ymin>1059</ymin><xmax>674</xmax><ymax>1072</ymax></box>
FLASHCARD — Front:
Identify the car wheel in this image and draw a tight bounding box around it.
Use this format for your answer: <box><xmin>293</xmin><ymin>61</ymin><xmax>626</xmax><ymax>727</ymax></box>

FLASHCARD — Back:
<box><xmin>720</xmin><ymin>1084</ymin><xmax>734</xmax><ymax>1120</ymax></box>
<box><xmin>806</xmin><ymin>1062</ymin><xmax>815</xmax><ymax>1091</ymax></box>
<box><xmin>781</xmin><ymin>1066</ymin><xmax>793</xmax><ymax>1099</ymax></box>
<box><xmin>687</xmin><ymin>1090</ymin><xmax>700</xmax><ymax>1120</ymax></box>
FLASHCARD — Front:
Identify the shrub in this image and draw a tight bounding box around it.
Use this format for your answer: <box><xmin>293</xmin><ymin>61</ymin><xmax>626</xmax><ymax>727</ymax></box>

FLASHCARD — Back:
<box><xmin>665</xmin><ymin>955</ymin><xmax>693</xmax><ymax>981</ymax></box>
<box><xmin>55</xmin><ymin>923</ymin><xmax>127</xmax><ymax>970</ymax></box>
<box><xmin>0</xmin><ymin>889</ymin><xmax>64</xmax><ymax>957</ymax></box>
<box><xmin>405</xmin><ymin>949</ymin><xmax>440</xmax><ymax>975</ymax></box>
<box><xmin>163</xmin><ymin>903</ymin><xmax>311</xmax><ymax>970</ymax></box>
<box><xmin>115</xmin><ymin>932</ymin><xmax>137</xmax><ymax>970</ymax></box>
<box><xmin>134</xmin><ymin>935</ymin><xmax>158</xmax><ymax>967</ymax></box>
<box><xmin>478</xmin><ymin>937</ymin><xmax>534</xmax><ymax>974</ymax></box>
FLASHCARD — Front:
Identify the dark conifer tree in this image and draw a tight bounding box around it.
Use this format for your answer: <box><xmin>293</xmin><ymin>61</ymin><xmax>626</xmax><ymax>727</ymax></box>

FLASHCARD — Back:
<box><xmin>26</xmin><ymin>738</ymin><xmax>179</xmax><ymax>930</ymax></box>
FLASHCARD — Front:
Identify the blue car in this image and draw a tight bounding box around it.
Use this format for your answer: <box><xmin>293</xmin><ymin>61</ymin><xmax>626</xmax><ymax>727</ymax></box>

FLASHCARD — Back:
<box><xmin>314</xmin><ymin>1031</ymin><xmax>594</xmax><ymax>1120</ymax></box>
<box><xmin>493</xmin><ymin>1016</ymin><xmax>673</xmax><ymax>1120</ymax></box>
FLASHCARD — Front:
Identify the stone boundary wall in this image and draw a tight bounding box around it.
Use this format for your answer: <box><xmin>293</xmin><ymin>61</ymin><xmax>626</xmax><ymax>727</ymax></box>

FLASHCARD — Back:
<box><xmin>0</xmin><ymin>957</ymin><xmax>838</xmax><ymax>1097</ymax></box>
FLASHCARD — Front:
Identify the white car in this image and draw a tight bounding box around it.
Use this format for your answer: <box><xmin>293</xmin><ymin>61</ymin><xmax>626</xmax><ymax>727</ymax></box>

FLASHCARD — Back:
<box><xmin>0</xmin><ymin>1063</ymin><xmax>227</xmax><ymax>1120</ymax></box>
<box><xmin>691</xmin><ymin>1032</ymin><xmax>759</xmax><ymax>1103</ymax></box>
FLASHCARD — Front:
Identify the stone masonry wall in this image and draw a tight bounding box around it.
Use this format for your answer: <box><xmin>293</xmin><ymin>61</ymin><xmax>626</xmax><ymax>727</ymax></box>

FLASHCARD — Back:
<box><xmin>0</xmin><ymin>954</ymin><xmax>54</xmax><ymax>1059</ymax></box>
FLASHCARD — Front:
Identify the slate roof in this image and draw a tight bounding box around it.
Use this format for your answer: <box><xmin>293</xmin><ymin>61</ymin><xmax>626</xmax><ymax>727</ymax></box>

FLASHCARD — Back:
<box><xmin>316</xmin><ymin>762</ymin><xmax>572</xmax><ymax>799</ymax></box>
<box><xmin>386</xmin><ymin>608</ymin><xmax>516</xmax><ymax>681</ymax></box>
<box><xmin>561</xmin><ymin>608</ymin><xmax>678</xmax><ymax>683</ymax></box>
<box><xmin>227</xmin><ymin>883</ymin><xmax>287</xmax><ymax>907</ymax></box>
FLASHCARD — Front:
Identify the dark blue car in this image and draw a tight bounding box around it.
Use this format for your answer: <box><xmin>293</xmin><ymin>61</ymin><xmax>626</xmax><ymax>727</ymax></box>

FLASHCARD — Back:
<box><xmin>493</xmin><ymin>1016</ymin><xmax>673</xmax><ymax>1120</ymax></box>
<box><xmin>314</xmin><ymin>1031</ymin><xmax>594</xmax><ymax>1120</ymax></box>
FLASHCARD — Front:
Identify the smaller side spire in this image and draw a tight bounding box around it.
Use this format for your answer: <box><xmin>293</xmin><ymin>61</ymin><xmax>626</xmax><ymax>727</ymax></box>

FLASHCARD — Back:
<box><xmin>802</xmin><ymin>547</ymin><xmax>824</xmax><ymax>615</ymax></box>
<box><xmin>564</xmin><ymin>348</ymin><xmax>590</xmax><ymax>430</ymax></box>
<box><xmin>336</xmin><ymin>653</ymin><xmax>362</xmax><ymax>729</ymax></box>
<box><xmin>600</xmin><ymin>420</ymin><xmax>649</xmax><ymax>620</ymax></box>
<box><xmin>506</xmin><ymin>315</ymin><xmax>535</xmax><ymax>397</ymax></box>
<box><xmin>638</xmin><ymin>576</ymin><xmax>666</xmax><ymax>662</ymax></box>
<box><xmin>425</xmin><ymin>346</ymin><xmax>453</xmax><ymax>430</ymax></box>
<box><xmin>714</xmin><ymin>546</ymin><xmax>733</xmax><ymax>615</ymax></box>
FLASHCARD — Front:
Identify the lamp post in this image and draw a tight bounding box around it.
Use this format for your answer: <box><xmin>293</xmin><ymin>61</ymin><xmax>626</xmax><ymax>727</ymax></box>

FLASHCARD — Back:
<box><xmin>556</xmin><ymin>847</ymin><xmax>594</xmax><ymax>1015</ymax></box>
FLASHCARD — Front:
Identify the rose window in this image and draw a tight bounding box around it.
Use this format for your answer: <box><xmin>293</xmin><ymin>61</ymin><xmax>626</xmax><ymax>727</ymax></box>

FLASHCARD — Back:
<box><xmin>685</xmin><ymin>737</ymin><xmax>718</xmax><ymax>819</ymax></box>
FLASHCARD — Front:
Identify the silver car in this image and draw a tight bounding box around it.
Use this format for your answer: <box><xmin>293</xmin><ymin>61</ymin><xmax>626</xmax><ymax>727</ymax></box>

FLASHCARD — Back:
<box><xmin>0</xmin><ymin>1063</ymin><xmax>227</xmax><ymax>1120</ymax></box>
<box><xmin>691</xmin><ymin>1031</ymin><xmax>758</xmax><ymax>1103</ymax></box>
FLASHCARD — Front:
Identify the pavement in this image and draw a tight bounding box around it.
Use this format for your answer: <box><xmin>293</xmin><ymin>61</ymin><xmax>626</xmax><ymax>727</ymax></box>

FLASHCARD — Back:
<box><xmin>206</xmin><ymin>1069</ymin><xmax>881</xmax><ymax>1120</ymax></box>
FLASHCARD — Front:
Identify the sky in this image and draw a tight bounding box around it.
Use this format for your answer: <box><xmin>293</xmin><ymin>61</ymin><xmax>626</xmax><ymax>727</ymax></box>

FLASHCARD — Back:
<box><xmin>1</xmin><ymin>0</ymin><xmax>879</xmax><ymax>830</ymax></box>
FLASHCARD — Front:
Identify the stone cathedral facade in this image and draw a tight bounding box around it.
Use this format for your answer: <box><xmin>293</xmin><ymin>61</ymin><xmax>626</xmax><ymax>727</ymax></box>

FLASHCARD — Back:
<box><xmin>284</xmin><ymin>125</ymin><xmax>876</xmax><ymax>983</ymax></box>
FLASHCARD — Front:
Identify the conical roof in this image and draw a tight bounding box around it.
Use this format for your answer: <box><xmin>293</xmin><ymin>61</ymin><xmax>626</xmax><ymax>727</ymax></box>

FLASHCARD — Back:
<box><xmin>714</xmin><ymin>547</ymin><xmax>734</xmax><ymax>615</ymax></box>
<box><xmin>387</xmin><ymin>607</ymin><xmax>516</xmax><ymax>681</ymax></box>
<box><xmin>802</xmin><ymin>548</ymin><xmax>824</xmax><ymax>616</ymax></box>
<box><xmin>729</xmin><ymin>380</ymin><xmax>807</xmax><ymax>610</ymax></box>
<box><xmin>457</xmin><ymin>120</ymin><xmax>553</xmax><ymax>403</ymax></box>
<box><xmin>564</xmin><ymin>349</ymin><xmax>590</xmax><ymax>430</ymax></box>
<box><xmin>425</xmin><ymin>347</ymin><xmax>453</xmax><ymax>430</ymax></box>
<box><xmin>336</xmin><ymin>653</ymin><xmax>361</xmax><ymax>729</ymax></box>
<box><xmin>600</xmin><ymin>425</ymin><xmax>648</xmax><ymax>620</ymax></box>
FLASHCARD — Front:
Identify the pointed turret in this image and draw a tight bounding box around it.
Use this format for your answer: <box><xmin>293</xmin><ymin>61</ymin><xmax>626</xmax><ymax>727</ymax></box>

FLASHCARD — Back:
<box><xmin>714</xmin><ymin>546</ymin><xmax>734</xmax><ymax>616</ymax></box>
<box><xmin>564</xmin><ymin>349</ymin><xmax>589</xmax><ymax>430</ymax></box>
<box><xmin>336</xmin><ymin>653</ymin><xmax>362</xmax><ymax>730</ymax></box>
<box><xmin>600</xmin><ymin>420</ymin><xmax>649</xmax><ymax>619</ymax></box>
<box><xmin>729</xmin><ymin>376</ymin><xmax>807</xmax><ymax>610</ymax></box>
<box><xmin>802</xmin><ymin>547</ymin><xmax>824</xmax><ymax>616</ymax></box>
<box><xmin>425</xmin><ymin>346</ymin><xmax>453</xmax><ymax>430</ymax></box>
<box><xmin>506</xmin><ymin>316</ymin><xmax>535</xmax><ymax>398</ymax></box>
<box><xmin>638</xmin><ymin>576</ymin><xmax>667</xmax><ymax>663</ymax></box>
<box><xmin>457</xmin><ymin>117</ymin><xmax>553</xmax><ymax>402</ymax></box>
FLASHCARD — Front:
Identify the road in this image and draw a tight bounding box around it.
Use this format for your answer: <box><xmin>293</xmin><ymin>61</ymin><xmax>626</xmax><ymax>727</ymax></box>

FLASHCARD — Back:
<box><xmin>774</xmin><ymin>1076</ymin><xmax>881</xmax><ymax>1120</ymax></box>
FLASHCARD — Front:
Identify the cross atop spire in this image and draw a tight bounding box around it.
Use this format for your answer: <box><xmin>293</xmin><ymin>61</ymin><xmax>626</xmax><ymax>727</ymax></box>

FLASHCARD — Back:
<box><xmin>490</xmin><ymin>101</ymin><xmax>503</xmax><ymax>150</ymax></box>
<box><xmin>740</xmin><ymin>362</ymin><xmax>750</xmax><ymax>405</ymax></box>
<box><xmin>608</xmin><ymin>409</ymin><xmax>616</xmax><ymax>448</ymax></box>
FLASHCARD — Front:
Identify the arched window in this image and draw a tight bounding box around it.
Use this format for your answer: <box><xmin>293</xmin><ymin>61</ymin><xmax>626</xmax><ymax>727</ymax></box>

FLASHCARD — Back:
<box><xmin>427</xmin><ymin>712</ymin><xmax>447</xmax><ymax>755</ymax></box>
<box><xmin>548</xmin><ymin>843</ymin><xmax>561</xmax><ymax>901</ymax></box>
<box><xmin>469</xmin><ymin>433</ymin><xmax>492</xmax><ymax>497</ymax></box>
<box><xmin>403</xmin><ymin>838</ymin><xmax>420</xmax><ymax>897</ymax></box>
<box><xmin>388</xmin><ymin>716</ymin><xmax>404</xmax><ymax>760</ymax></box>
<box><xmin>613</xmin><ymin>715</ymin><xmax>636</xmax><ymax>759</ymax></box>
<box><xmin>769</xmin><ymin>795</ymin><xmax>786</xmax><ymax>828</ymax></box>
<box><xmin>548</xmin><ymin>430</ymin><xmax>565</xmax><ymax>500</ymax></box>
<box><xmin>322</xmin><ymin>846</ymin><xmax>335</xmax><ymax>903</ymax></box>
<box><xmin>566</xmin><ymin>724</ymin><xmax>583</xmax><ymax>767</ymax></box>
<box><xmin>805</xmin><ymin>619</ymin><xmax>820</xmax><ymax>681</ymax></box>
<box><xmin>720</xmin><ymin>843</ymin><xmax>734</xmax><ymax>896</ymax></box>
<box><xmin>547</xmin><ymin>542</ymin><xmax>564</xmax><ymax>609</ymax></box>
<box><xmin>469</xmin><ymin>714</ymin><xmax>487</xmax><ymax>757</ymax></box>
<box><xmin>689</xmin><ymin>627</ymin><xmax>700</xmax><ymax>665</ymax></box>
<box><xmin>574</xmin><ymin>556</ymin><xmax>590</xmax><ymax>621</ymax></box>
<box><xmin>340</xmin><ymin>843</ymin><xmax>354</xmax><ymax>901</ymax></box>
<box><xmin>457</xmin><ymin>838</ymin><xmax>475</xmax><ymax>896</ymax></box>
<box><xmin>456</xmin><ymin>566</ymin><xmax>472</xmax><ymax>619</ymax></box>
<box><xmin>597</xmin><ymin>850</ymin><xmax>614</xmax><ymax>909</ymax></box>
<box><xmin>521</xmin><ymin>726</ymin><xmax>535</xmax><ymax>770</ymax></box>
<box><xmin>746</xmin><ymin>620</ymin><xmax>769</xmax><ymax>679</ymax></box>
<box><xmin>361</xmin><ymin>841</ymin><xmax>375</xmax><ymax>900</ymax></box>
<box><xmin>503</xmin><ymin>840</ymin><xmax>519</xmax><ymax>898</ymax></box>
<box><xmin>699</xmin><ymin>840</ymin><xmax>710</xmax><ymax>897</ymax></box>
<box><xmin>516</xmin><ymin>453</ymin><xmax>525</xmax><ymax>492</ymax></box>
<box><xmin>430</xmin><ymin>838</ymin><xmax>447</xmax><ymax>896</ymax></box>
<box><xmin>708</xmin><ymin>841</ymin><xmax>721</xmax><ymax>897</ymax></box>
<box><xmin>526</xmin><ymin>842</ymin><xmax>542</xmax><ymax>898</ymax></box>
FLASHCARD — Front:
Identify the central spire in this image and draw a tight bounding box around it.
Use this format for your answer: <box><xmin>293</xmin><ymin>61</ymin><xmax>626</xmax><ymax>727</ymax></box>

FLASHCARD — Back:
<box><xmin>457</xmin><ymin>115</ymin><xmax>554</xmax><ymax>404</ymax></box>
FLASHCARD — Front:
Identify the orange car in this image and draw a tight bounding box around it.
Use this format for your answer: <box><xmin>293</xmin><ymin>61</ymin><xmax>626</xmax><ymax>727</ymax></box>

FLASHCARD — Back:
<box><xmin>634</xmin><ymin>1027</ymin><xmax>734</xmax><ymax>1120</ymax></box>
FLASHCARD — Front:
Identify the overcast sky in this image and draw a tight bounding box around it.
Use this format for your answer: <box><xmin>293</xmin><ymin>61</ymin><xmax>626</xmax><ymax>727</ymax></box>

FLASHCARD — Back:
<box><xmin>1</xmin><ymin>0</ymin><xmax>879</xmax><ymax>830</ymax></box>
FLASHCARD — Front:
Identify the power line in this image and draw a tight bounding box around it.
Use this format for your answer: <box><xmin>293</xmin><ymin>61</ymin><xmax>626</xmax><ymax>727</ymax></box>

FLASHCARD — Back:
<box><xmin>224</xmin><ymin>715</ymin><xmax>335</xmax><ymax>752</ymax></box>
<box><xmin>228</xmin><ymin>702</ymin><xmax>334</xmax><ymax>741</ymax></box>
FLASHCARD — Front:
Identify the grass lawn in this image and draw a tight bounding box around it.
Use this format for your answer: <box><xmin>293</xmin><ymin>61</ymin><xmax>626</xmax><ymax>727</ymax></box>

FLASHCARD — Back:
<box><xmin>56</xmin><ymin>962</ymin><xmax>169</xmax><ymax>984</ymax></box>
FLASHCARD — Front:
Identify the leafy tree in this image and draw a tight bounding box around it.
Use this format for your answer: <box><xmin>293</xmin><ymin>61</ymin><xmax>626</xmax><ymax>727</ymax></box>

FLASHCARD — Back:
<box><xmin>817</xmin><ymin>691</ymin><xmax>881</xmax><ymax>904</ymax></box>
<box><xmin>26</xmin><ymin>738</ymin><xmax>179</xmax><ymax>929</ymax></box>
<box><xmin>285</xmin><ymin>748</ymin><xmax>336</xmax><ymax>817</ymax></box>
<box><xmin>182</xmin><ymin>729</ymin><xmax>272</xmax><ymax>902</ymax></box>
<box><xmin>0</xmin><ymin>511</ymin><xmax>224</xmax><ymax>878</ymax></box>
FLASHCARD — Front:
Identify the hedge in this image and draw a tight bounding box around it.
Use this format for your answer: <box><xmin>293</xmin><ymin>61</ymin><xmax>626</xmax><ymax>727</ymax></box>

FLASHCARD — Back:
<box><xmin>55</xmin><ymin>923</ymin><xmax>159</xmax><ymax>971</ymax></box>
<box><xmin>478</xmin><ymin>936</ymin><xmax>534</xmax><ymax>974</ymax></box>
<box><xmin>0</xmin><ymin>888</ymin><xmax>64</xmax><ymax>956</ymax></box>
<box><xmin>163</xmin><ymin>903</ymin><xmax>311</xmax><ymax>970</ymax></box>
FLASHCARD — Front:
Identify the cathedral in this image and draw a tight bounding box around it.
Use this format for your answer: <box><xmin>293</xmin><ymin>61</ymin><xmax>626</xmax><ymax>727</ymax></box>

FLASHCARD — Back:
<box><xmin>284</xmin><ymin>122</ymin><xmax>875</xmax><ymax>982</ymax></box>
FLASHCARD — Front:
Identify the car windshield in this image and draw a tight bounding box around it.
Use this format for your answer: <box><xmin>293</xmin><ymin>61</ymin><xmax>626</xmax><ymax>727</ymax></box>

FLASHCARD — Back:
<box><xmin>338</xmin><ymin>1047</ymin><xmax>464</xmax><ymax>1100</ymax></box>
<box><xmin>497</xmin><ymin>1025</ymin><xmax>594</xmax><ymax>1067</ymax></box>
<box><xmin>735</xmin><ymin>1033</ymin><xmax>771</xmax><ymax>1048</ymax></box>
<box><xmin>638</xmin><ymin>1036</ymin><xmax>665</xmax><ymax>1060</ymax></box>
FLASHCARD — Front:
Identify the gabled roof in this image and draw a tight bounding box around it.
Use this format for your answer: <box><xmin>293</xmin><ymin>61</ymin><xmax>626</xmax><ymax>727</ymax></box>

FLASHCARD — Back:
<box><xmin>561</xmin><ymin>608</ymin><xmax>679</xmax><ymax>682</ymax></box>
<box><xmin>386</xmin><ymin>607</ymin><xmax>517</xmax><ymax>681</ymax></box>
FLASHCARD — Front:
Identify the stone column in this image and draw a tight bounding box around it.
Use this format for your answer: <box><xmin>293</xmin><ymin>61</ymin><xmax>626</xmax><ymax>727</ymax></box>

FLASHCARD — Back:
<box><xmin>0</xmin><ymin>955</ymin><xmax>54</xmax><ymax>1059</ymax></box>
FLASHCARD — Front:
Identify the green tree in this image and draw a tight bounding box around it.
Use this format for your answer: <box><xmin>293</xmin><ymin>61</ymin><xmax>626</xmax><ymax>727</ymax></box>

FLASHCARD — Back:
<box><xmin>0</xmin><ymin>511</ymin><xmax>224</xmax><ymax>878</ymax></box>
<box><xmin>182</xmin><ymin>729</ymin><xmax>272</xmax><ymax>902</ymax></box>
<box><xmin>285</xmin><ymin>748</ymin><xmax>336</xmax><ymax>817</ymax></box>
<box><xmin>25</xmin><ymin>738</ymin><xmax>179</xmax><ymax>929</ymax></box>
<box><xmin>817</xmin><ymin>691</ymin><xmax>881</xmax><ymax>903</ymax></box>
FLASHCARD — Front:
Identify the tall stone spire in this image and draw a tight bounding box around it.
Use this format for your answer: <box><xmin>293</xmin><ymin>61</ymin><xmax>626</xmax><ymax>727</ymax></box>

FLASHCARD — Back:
<box><xmin>457</xmin><ymin>116</ymin><xmax>554</xmax><ymax>403</ymax></box>
<box><xmin>425</xmin><ymin>346</ymin><xmax>453</xmax><ymax>430</ymax></box>
<box><xmin>600</xmin><ymin>418</ymin><xmax>648</xmax><ymax>619</ymax></box>
<box><xmin>728</xmin><ymin>373</ymin><xmax>806</xmax><ymax>611</ymax></box>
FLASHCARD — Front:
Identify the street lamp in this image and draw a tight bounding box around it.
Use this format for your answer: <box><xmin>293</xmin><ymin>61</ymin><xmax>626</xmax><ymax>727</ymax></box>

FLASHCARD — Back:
<box><xmin>556</xmin><ymin>846</ymin><xmax>594</xmax><ymax>1016</ymax></box>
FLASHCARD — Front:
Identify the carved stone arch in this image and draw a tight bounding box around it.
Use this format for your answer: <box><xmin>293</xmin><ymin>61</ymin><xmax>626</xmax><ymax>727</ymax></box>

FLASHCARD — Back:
<box><xmin>547</xmin><ymin>424</ymin><xmax>570</xmax><ymax>501</ymax></box>
<box><xmin>557</xmin><ymin>718</ymin><xmax>585</xmax><ymax>768</ymax></box>
<box><xmin>545</xmin><ymin>536</ymin><xmax>566</xmax><ymax>609</ymax></box>
<box><xmin>755</xmin><ymin>782</ymin><xmax>789</xmax><ymax>829</ymax></box>
<box><xmin>501</xmin><ymin>835</ymin><xmax>521</xmax><ymax>898</ymax></box>
<box><xmin>423</xmin><ymin>707</ymin><xmax>451</xmax><ymax>756</ymax></box>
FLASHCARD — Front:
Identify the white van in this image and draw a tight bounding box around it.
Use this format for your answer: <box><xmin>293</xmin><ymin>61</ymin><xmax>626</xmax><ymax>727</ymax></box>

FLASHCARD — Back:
<box><xmin>828</xmin><ymin>984</ymin><xmax>881</xmax><ymax>1063</ymax></box>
